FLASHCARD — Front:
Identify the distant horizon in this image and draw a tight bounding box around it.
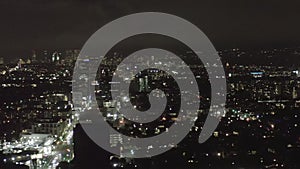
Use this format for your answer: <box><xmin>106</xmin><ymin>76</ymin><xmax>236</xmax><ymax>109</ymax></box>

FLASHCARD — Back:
<box><xmin>2</xmin><ymin>44</ymin><xmax>300</xmax><ymax>63</ymax></box>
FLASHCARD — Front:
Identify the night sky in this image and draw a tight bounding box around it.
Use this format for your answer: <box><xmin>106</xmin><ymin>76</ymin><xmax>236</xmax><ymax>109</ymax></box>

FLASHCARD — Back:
<box><xmin>1</xmin><ymin>0</ymin><xmax>300</xmax><ymax>60</ymax></box>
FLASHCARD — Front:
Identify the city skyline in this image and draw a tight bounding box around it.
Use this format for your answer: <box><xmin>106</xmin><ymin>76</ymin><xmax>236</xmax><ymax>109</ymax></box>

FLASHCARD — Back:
<box><xmin>0</xmin><ymin>46</ymin><xmax>299</xmax><ymax>168</ymax></box>
<box><xmin>0</xmin><ymin>1</ymin><xmax>300</xmax><ymax>168</ymax></box>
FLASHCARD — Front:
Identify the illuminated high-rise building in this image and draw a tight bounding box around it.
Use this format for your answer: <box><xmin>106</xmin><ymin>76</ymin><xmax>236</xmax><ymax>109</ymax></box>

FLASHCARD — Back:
<box><xmin>275</xmin><ymin>83</ymin><xmax>282</xmax><ymax>95</ymax></box>
<box><xmin>31</xmin><ymin>118</ymin><xmax>67</xmax><ymax>137</ymax></box>
<box><xmin>52</xmin><ymin>51</ymin><xmax>61</xmax><ymax>63</ymax></box>
<box><xmin>139</xmin><ymin>76</ymin><xmax>149</xmax><ymax>92</ymax></box>
<box><xmin>0</xmin><ymin>57</ymin><xmax>4</xmax><ymax>65</ymax></box>
<box><xmin>31</xmin><ymin>50</ymin><xmax>37</xmax><ymax>63</ymax></box>
<box><xmin>42</xmin><ymin>50</ymin><xmax>50</xmax><ymax>63</ymax></box>
<box><xmin>292</xmin><ymin>87</ymin><xmax>298</xmax><ymax>99</ymax></box>
<box><xmin>65</xmin><ymin>49</ymin><xmax>80</xmax><ymax>65</ymax></box>
<box><xmin>109</xmin><ymin>133</ymin><xmax>123</xmax><ymax>148</ymax></box>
